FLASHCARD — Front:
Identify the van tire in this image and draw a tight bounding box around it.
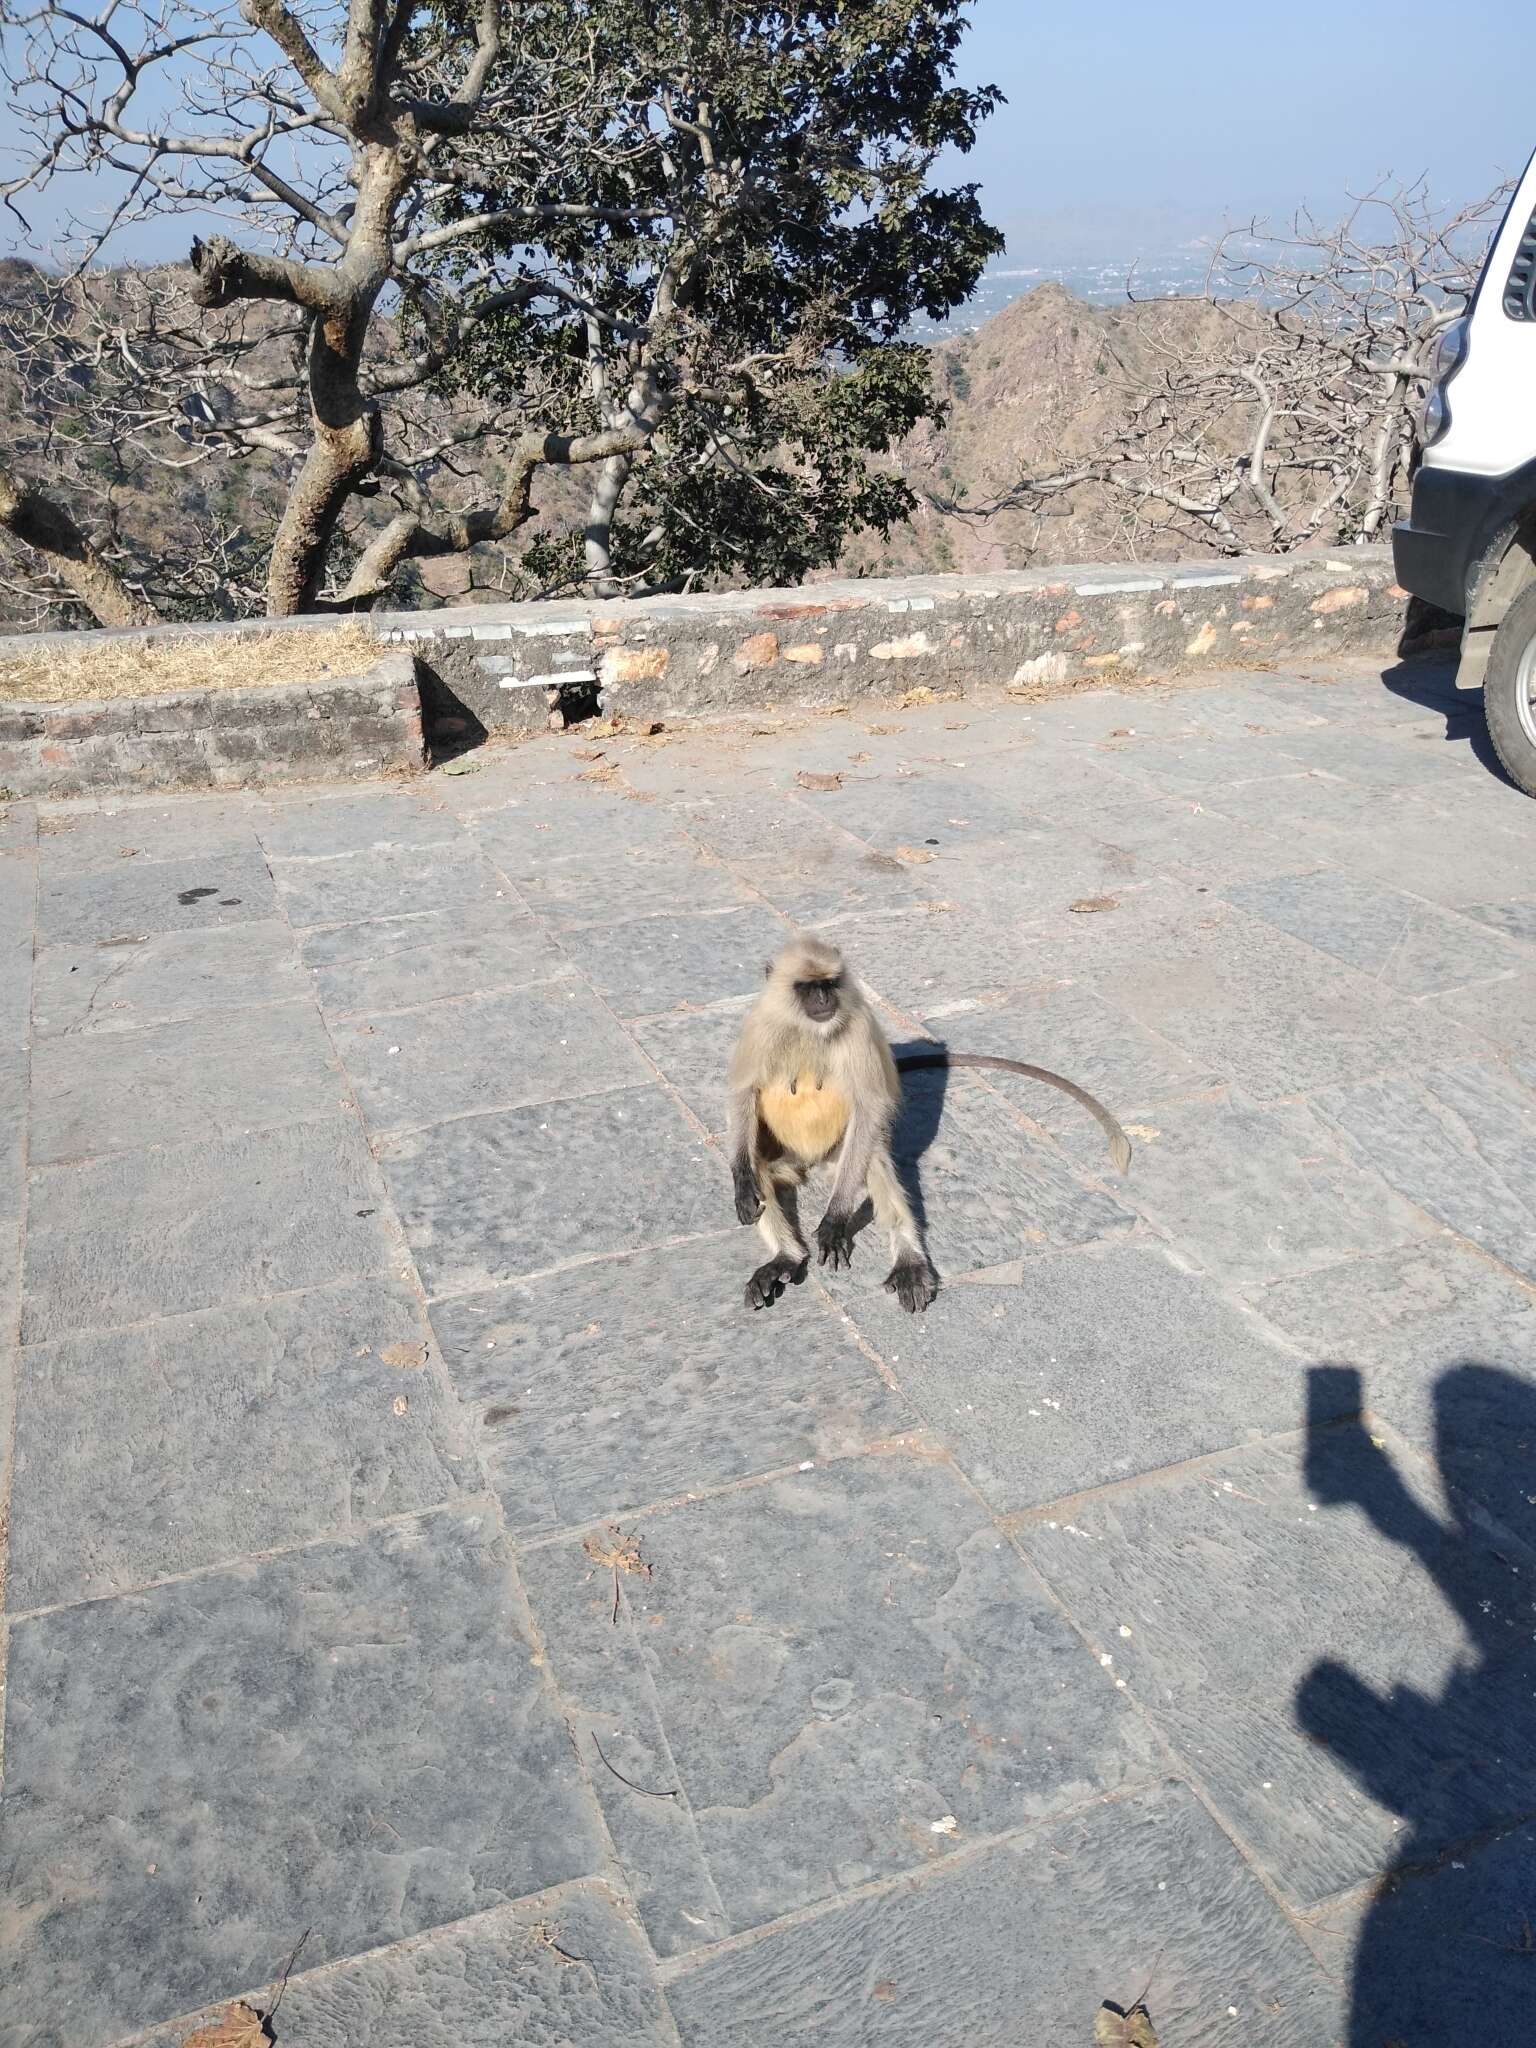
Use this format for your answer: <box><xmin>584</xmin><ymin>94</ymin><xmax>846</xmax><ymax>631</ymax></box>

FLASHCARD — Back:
<box><xmin>1484</xmin><ymin>582</ymin><xmax>1536</xmax><ymax>798</ymax></box>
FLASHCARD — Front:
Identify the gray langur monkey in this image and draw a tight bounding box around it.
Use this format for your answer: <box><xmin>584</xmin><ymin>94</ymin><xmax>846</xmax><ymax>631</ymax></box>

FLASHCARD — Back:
<box><xmin>726</xmin><ymin>935</ymin><xmax>1132</xmax><ymax>1313</ymax></box>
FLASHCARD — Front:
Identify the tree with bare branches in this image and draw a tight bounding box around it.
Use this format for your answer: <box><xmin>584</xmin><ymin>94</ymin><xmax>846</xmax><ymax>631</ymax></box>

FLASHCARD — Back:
<box><xmin>0</xmin><ymin>1</ymin><xmax>1000</xmax><ymax>626</ymax></box>
<box><xmin>946</xmin><ymin>180</ymin><xmax>1509</xmax><ymax>560</ymax></box>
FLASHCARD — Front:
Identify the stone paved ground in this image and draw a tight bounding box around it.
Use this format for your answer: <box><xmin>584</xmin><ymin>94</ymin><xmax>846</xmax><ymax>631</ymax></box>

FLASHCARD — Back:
<box><xmin>2</xmin><ymin>653</ymin><xmax>1534</xmax><ymax>2048</ymax></box>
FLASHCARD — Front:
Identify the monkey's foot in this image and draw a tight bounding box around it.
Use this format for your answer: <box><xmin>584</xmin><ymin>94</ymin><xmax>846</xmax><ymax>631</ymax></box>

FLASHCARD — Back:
<box><xmin>884</xmin><ymin>1255</ymin><xmax>937</xmax><ymax>1313</ymax></box>
<box><xmin>815</xmin><ymin>1210</ymin><xmax>856</xmax><ymax>1270</ymax></box>
<box><xmin>745</xmin><ymin>1255</ymin><xmax>807</xmax><ymax>1310</ymax></box>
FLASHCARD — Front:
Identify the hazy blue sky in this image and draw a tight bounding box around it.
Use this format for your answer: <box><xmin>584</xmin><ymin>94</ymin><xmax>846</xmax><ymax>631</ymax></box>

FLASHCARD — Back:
<box><xmin>955</xmin><ymin>0</ymin><xmax>1530</xmax><ymax>258</ymax></box>
<box><xmin>3</xmin><ymin>1</ymin><xmax>1530</xmax><ymax>268</ymax></box>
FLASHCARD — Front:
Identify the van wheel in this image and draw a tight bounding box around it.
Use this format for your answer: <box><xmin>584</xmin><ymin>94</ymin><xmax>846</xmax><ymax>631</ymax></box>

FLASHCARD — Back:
<box><xmin>1484</xmin><ymin>582</ymin><xmax>1536</xmax><ymax>797</ymax></box>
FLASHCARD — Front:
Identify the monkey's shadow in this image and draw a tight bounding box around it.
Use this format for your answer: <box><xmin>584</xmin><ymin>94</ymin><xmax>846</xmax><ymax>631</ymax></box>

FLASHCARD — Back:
<box><xmin>844</xmin><ymin>1038</ymin><xmax>950</xmax><ymax>1258</ymax></box>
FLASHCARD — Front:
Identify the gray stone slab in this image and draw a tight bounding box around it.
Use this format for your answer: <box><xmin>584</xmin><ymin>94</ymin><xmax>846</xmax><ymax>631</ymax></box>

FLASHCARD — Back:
<box><xmin>1224</xmin><ymin>870</ymin><xmax>1524</xmax><ymax>997</ymax></box>
<box><xmin>957</xmin><ymin>743</ymin><xmax>1146</xmax><ymax>816</ymax></box>
<box><xmin>1058</xmin><ymin>890</ymin><xmax>1449</xmax><ymax>1100</ymax></box>
<box><xmin>0</xmin><ymin>1215</ymin><xmax>17</xmax><ymax>1322</ymax></box>
<box><xmin>790</xmin><ymin>770</ymin><xmax>1035</xmax><ymax>853</ymax></box>
<box><xmin>1459</xmin><ymin>895</ymin><xmax>1536</xmax><ymax>947</ymax></box>
<box><xmin>1295</xmin><ymin>1819</ymin><xmax>1536</xmax><ymax>2048</ymax></box>
<box><xmin>1283</xmin><ymin>725</ymin><xmax>1472</xmax><ymax>789</ymax></box>
<box><xmin>728</xmin><ymin>843</ymin><xmax>932</xmax><ymax>928</ymax></box>
<box><xmin>0</xmin><ymin>1503</ymin><xmax>608</xmax><ymax>2047</ymax></box>
<box><xmin>22</xmin><ymin>1118</ymin><xmax>393</xmax><ymax>1340</ymax></box>
<box><xmin>930</xmin><ymin>981</ymin><xmax>1219</xmax><ymax>1148</ymax></box>
<box><xmin>669</xmin><ymin>789</ymin><xmax>859</xmax><ymax>865</ymax></box>
<box><xmin>1420</xmin><ymin>966</ymin><xmax>1536</xmax><ymax>1065</ymax></box>
<box><xmin>378</xmin><ymin>1083</ymin><xmax>722</xmax><ymax>1297</ymax></box>
<box><xmin>0</xmin><ymin>852</ymin><xmax>34</xmax><ymax>1047</ymax></box>
<box><xmin>0</xmin><ymin>797</ymin><xmax>37</xmax><ymax>849</ymax></box>
<box><xmin>37</xmin><ymin>846</ymin><xmax>278</xmax><ymax>945</ymax></box>
<box><xmin>300</xmin><ymin>901</ymin><xmax>566</xmax><ymax>1016</ymax></box>
<box><xmin>33</xmin><ymin>798</ymin><xmax>264</xmax><ymax>876</ymax></box>
<box><xmin>432</xmin><ymin>1232</ymin><xmax>912</xmax><ymax>1539</ymax></box>
<box><xmin>1257</xmin><ymin>1238</ymin><xmax>1536</xmax><ymax>1541</ymax></box>
<box><xmin>555</xmin><ymin>905</ymin><xmax>788</xmax><ymax>1018</ymax></box>
<box><xmin>8</xmin><ymin>1277</ymin><xmax>473</xmax><ymax>1611</ymax></box>
<box><xmin>666</xmin><ymin>1782</ymin><xmax>1335</xmax><ymax>2047</ymax></box>
<box><xmin>1016</xmin><ymin>1427</ymin><xmax>1536</xmax><ymax>1906</ymax></box>
<box><xmin>335</xmin><ymin>983</ymin><xmax>650</xmax><ymax>1133</ymax></box>
<box><xmin>1313</xmin><ymin>803</ymin><xmax>1536</xmax><ymax>911</ymax></box>
<box><xmin>1080</xmin><ymin>793</ymin><xmax>1322</xmax><ymax>889</ymax></box>
<box><xmin>0</xmin><ymin>1050</ymin><xmax>24</xmax><ymax>1221</ymax></box>
<box><xmin>820</xmin><ymin>905</ymin><xmax>1050</xmax><ymax>1023</ymax></box>
<box><xmin>1077</xmin><ymin>1091</ymin><xmax>1431</xmax><ymax>1291</ymax></box>
<box><xmin>520</xmin><ymin>1453</ymin><xmax>1154</xmax><ymax>1955</ymax></box>
<box><xmin>270</xmin><ymin>840</ymin><xmax>510</xmax><ymax>929</ymax></box>
<box><xmin>141</xmin><ymin>1882</ymin><xmax>678</xmax><ymax>2048</ymax></box>
<box><xmin>469</xmin><ymin>781</ymin><xmax>681</xmax><ymax>873</ymax></box>
<box><xmin>31</xmin><ymin>920</ymin><xmax>304</xmax><ymax>1037</ymax></box>
<box><xmin>840</xmin><ymin>1245</ymin><xmax>1303</xmax><ymax>1511</ymax></box>
<box><xmin>1156</xmin><ymin>679</ymin><xmax>1331</xmax><ymax>737</ymax></box>
<box><xmin>1102</xmin><ymin>733</ymin><xmax>1311</xmax><ymax>795</ymax></box>
<box><xmin>1316</xmin><ymin>1062</ymin><xmax>1536</xmax><ymax>1284</ymax></box>
<box><xmin>629</xmin><ymin>1001</ymin><xmax>751</xmax><ymax>1132</ymax></box>
<box><xmin>29</xmin><ymin>999</ymin><xmax>344</xmax><ymax>1164</ymax></box>
<box><xmin>512</xmin><ymin>838</ymin><xmax>755</xmax><ymax>927</ymax></box>
<box><xmin>860</xmin><ymin>1070</ymin><xmax>1136</xmax><ymax>1278</ymax></box>
<box><xmin>256</xmin><ymin>790</ymin><xmax>462</xmax><ymax>859</ymax></box>
<box><xmin>905</xmin><ymin>822</ymin><xmax>1160</xmax><ymax>928</ymax></box>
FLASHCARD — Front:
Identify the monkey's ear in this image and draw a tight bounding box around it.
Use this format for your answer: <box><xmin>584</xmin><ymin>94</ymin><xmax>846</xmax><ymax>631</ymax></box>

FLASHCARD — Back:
<box><xmin>763</xmin><ymin>960</ymin><xmax>774</xmax><ymax>979</ymax></box>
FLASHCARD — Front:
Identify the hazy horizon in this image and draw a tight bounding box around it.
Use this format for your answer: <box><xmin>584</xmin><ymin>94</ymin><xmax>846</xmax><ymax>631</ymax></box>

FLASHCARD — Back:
<box><xmin>0</xmin><ymin>0</ymin><xmax>1527</xmax><ymax>282</ymax></box>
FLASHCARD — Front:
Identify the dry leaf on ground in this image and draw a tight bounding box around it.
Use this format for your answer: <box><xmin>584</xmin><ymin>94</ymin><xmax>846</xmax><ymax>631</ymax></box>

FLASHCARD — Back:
<box><xmin>1093</xmin><ymin>2003</ymin><xmax>1159</xmax><ymax>2048</ymax></box>
<box><xmin>379</xmin><ymin>1341</ymin><xmax>426</xmax><ymax>1370</ymax></box>
<box><xmin>893</xmin><ymin>845</ymin><xmax>936</xmax><ymax>864</ymax></box>
<box><xmin>584</xmin><ymin>1527</ymin><xmax>652</xmax><ymax>1580</ymax></box>
<box><xmin>864</xmin><ymin>722</ymin><xmax>904</xmax><ymax>735</ymax></box>
<box><xmin>183</xmin><ymin>2004</ymin><xmax>268</xmax><ymax>2048</ymax></box>
<box><xmin>795</xmin><ymin>769</ymin><xmax>843</xmax><ymax>791</ymax></box>
<box><xmin>1070</xmin><ymin>895</ymin><xmax>1119</xmax><ymax>913</ymax></box>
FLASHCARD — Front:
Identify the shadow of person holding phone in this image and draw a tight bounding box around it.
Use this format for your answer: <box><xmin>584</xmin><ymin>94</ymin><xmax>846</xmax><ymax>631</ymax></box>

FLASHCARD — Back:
<box><xmin>1298</xmin><ymin>1363</ymin><xmax>1536</xmax><ymax>2045</ymax></box>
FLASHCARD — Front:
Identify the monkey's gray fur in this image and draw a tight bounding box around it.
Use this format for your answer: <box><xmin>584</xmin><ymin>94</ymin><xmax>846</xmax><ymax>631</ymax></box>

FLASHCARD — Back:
<box><xmin>726</xmin><ymin>935</ymin><xmax>1132</xmax><ymax>1313</ymax></box>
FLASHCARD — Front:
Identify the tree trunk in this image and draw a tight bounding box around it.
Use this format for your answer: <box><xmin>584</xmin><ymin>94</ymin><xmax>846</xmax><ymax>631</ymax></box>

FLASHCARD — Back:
<box><xmin>0</xmin><ymin>465</ymin><xmax>159</xmax><ymax>627</ymax></box>
<box><xmin>265</xmin><ymin>305</ymin><xmax>381</xmax><ymax>615</ymax></box>
<box><xmin>583</xmin><ymin>451</ymin><xmax>633</xmax><ymax>590</ymax></box>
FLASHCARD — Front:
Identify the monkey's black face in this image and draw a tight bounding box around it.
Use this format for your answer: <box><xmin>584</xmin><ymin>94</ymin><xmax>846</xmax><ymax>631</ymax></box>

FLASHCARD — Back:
<box><xmin>795</xmin><ymin>977</ymin><xmax>842</xmax><ymax>1025</ymax></box>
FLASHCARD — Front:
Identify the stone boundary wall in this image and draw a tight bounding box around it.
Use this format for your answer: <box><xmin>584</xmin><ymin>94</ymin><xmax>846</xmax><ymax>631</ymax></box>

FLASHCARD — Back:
<box><xmin>0</xmin><ymin>545</ymin><xmax>1410</xmax><ymax>796</ymax></box>
<box><xmin>0</xmin><ymin>650</ymin><xmax>422</xmax><ymax>799</ymax></box>
<box><xmin>382</xmin><ymin>543</ymin><xmax>1410</xmax><ymax>737</ymax></box>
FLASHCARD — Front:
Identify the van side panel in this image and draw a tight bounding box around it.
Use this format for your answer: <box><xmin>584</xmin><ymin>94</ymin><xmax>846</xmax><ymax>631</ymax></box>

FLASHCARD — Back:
<box><xmin>1394</xmin><ymin>148</ymin><xmax>1536</xmax><ymax>614</ymax></box>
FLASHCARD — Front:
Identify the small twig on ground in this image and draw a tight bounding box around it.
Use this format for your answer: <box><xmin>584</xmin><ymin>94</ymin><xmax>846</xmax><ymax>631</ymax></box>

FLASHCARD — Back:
<box><xmin>590</xmin><ymin>1732</ymin><xmax>680</xmax><ymax>1800</ymax></box>
<box><xmin>264</xmin><ymin>1928</ymin><xmax>311</xmax><ymax>2023</ymax></box>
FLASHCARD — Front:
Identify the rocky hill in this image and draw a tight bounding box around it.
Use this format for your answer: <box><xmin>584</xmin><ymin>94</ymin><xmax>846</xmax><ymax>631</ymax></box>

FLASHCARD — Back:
<box><xmin>840</xmin><ymin>281</ymin><xmax>1264</xmax><ymax>580</ymax></box>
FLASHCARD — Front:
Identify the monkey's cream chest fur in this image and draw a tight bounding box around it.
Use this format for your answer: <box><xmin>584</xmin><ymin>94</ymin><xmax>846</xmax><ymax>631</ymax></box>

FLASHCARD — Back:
<box><xmin>757</xmin><ymin>1071</ymin><xmax>851</xmax><ymax>1161</ymax></box>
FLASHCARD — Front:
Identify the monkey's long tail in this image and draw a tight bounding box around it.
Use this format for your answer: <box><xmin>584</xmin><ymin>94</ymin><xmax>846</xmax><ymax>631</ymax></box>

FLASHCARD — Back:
<box><xmin>896</xmin><ymin>1052</ymin><xmax>1133</xmax><ymax>1175</ymax></box>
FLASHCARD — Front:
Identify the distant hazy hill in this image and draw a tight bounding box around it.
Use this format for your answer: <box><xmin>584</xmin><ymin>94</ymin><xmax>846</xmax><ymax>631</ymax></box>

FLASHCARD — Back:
<box><xmin>837</xmin><ymin>281</ymin><xmax>1260</xmax><ymax>580</ymax></box>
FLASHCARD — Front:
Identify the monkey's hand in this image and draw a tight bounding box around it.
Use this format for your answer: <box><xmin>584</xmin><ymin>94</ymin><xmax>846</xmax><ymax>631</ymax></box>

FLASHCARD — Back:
<box><xmin>733</xmin><ymin>1161</ymin><xmax>764</xmax><ymax>1226</ymax></box>
<box><xmin>816</xmin><ymin>1209</ymin><xmax>856</xmax><ymax>1270</ymax></box>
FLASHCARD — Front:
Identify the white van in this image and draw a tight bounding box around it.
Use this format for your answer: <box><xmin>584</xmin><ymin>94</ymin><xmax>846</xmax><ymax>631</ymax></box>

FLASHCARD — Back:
<box><xmin>1394</xmin><ymin>146</ymin><xmax>1536</xmax><ymax>795</ymax></box>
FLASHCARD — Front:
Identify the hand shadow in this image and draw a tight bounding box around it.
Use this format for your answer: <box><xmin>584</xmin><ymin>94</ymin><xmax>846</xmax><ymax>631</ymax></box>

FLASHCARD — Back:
<box><xmin>1297</xmin><ymin>1361</ymin><xmax>1536</xmax><ymax>2045</ymax></box>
